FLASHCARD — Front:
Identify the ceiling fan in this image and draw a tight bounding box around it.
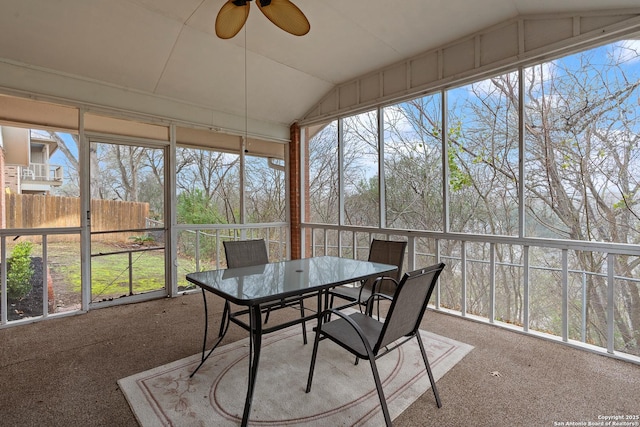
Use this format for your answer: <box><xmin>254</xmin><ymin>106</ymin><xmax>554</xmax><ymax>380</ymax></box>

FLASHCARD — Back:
<box><xmin>215</xmin><ymin>0</ymin><xmax>310</xmax><ymax>39</ymax></box>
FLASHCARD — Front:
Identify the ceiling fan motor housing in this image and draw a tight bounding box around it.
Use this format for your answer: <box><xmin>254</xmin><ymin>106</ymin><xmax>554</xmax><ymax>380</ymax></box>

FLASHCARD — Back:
<box><xmin>231</xmin><ymin>0</ymin><xmax>272</xmax><ymax>5</ymax></box>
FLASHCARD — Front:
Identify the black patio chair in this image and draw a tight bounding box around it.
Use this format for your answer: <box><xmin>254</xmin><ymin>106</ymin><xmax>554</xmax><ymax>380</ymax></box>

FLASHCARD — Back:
<box><xmin>328</xmin><ymin>239</ymin><xmax>407</xmax><ymax>315</ymax></box>
<box><xmin>223</xmin><ymin>239</ymin><xmax>307</xmax><ymax>344</ymax></box>
<box><xmin>306</xmin><ymin>263</ymin><xmax>446</xmax><ymax>427</ymax></box>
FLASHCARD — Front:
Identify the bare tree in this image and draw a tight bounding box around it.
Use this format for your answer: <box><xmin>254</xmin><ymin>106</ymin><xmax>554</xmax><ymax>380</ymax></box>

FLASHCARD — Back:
<box><xmin>372</xmin><ymin>43</ymin><xmax>639</xmax><ymax>353</ymax></box>
<box><xmin>307</xmin><ymin>123</ymin><xmax>340</xmax><ymax>224</ymax></box>
<box><xmin>176</xmin><ymin>147</ymin><xmax>240</xmax><ymax>224</ymax></box>
<box><xmin>442</xmin><ymin>46</ymin><xmax>640</xmax><ymax>352</ymax></box>
<box><xmin>245</xmin><ymin>156</ymin><xmax>286</xmax><ymax>222</ymax></box>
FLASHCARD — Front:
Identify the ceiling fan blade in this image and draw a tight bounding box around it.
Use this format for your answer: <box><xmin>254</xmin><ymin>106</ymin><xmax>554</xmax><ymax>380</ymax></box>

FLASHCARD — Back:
<box><xmin>215</xmin><ymin>0</ymin><xmax>250</xmax><ymax>39</ymax></box>
<box><xmin>256</xmin><ymin>0</ymin><xmax>310</xmax><ymax>37</ymax></box>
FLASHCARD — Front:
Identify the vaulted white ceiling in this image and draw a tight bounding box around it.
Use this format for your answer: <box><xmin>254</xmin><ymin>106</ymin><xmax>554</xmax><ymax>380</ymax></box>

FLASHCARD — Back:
<box><xmin>0</xmin><ymin>0</ymin><xmax>639</xmax><ymax>142</ymax></box>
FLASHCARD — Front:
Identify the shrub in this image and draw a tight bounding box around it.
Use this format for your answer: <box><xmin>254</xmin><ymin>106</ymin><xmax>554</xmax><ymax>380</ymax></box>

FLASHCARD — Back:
<box><xmin>7</xmin><ymin>241</ymin><xmax>34</xmax><ymax>300</ymax></box>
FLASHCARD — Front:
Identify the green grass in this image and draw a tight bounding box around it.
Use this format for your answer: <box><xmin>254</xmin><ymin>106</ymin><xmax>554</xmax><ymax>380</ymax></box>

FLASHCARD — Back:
<box><xmin>21</xmin><ymin>241</ymin><xmax>167</xmax><ymax>303</ymax></box>
<box><xmin>10</xmin><ymin>240</ymin><xmax>212</xmax><ymax>307</ymax></box>
<box><xmin>89</xmin><ymin>242</ymin><xmax>165</xmax><ymax>300</ymax></box>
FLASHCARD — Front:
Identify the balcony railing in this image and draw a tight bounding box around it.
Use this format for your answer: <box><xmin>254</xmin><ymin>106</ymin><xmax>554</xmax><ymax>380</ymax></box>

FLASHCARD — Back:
<box><xmin>21</xmin><ymin>163</ymin><xmax>63</xmax><ymax>183</ymax></box>
<box><xmin>300</xmin><ymin>223</ymin><xmax>640</xmax><ymax>365</ymax></box>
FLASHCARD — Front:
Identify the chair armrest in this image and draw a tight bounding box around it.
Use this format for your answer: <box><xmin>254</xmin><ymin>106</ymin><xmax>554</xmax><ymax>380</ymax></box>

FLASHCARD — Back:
<box><xmin>364</xmin><ymin>292</ymin><xmax>393</xmax><ymax>316</ymax></box>
<box><xmin>362</xmin><ymin>275</ymin><xmax>398</xmax><ymax>309</ymax></box>
<box><xmin>357</xmin><ymin>276</ymin><xmax>381</xmax><ymax>303</ymax></box>
<box><xmin>372</xmin><ymin>276</ymin><xmax>399</xmax><ymax>295</ymax></box>
<box><xmin>357</xmin><ymin>275</ymin><xmax>398</xmax><ymax>301</ymax></box>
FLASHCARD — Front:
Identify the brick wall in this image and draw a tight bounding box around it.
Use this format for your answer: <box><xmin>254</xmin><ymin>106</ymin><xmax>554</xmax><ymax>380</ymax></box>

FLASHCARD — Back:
<box><xmin>289</xmin><ymin>123</ymin><xmax>301</xmax><ymax>259</ymax></box>
<box><xmin>288</xmin><ymin>123</ymin><xmax>313</xmax><ymax>259</ymax></box>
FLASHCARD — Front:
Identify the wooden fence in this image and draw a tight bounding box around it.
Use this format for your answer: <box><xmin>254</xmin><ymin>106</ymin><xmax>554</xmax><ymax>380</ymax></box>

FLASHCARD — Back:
<box><xmin>3</xmin><ymin>194</ymin><xmax>150</xmax><ymax>242</ymax></box>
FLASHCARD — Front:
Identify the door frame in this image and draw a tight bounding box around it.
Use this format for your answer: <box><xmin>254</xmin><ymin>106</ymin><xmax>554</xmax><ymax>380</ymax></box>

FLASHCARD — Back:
<box><xmin>83</xmin><ymin>132</ymin><xmax>171</xmax><ymax>309</ymax></box>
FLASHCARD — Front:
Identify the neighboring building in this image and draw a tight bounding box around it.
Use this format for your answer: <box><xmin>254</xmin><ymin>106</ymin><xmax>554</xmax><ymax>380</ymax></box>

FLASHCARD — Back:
<box><xmin>0</xmin><ymin>126</ymin><xmax>63</xmax><ymax>195</ymax></box>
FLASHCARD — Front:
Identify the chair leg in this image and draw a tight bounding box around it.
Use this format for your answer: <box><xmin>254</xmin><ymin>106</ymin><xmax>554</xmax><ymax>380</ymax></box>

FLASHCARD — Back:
<box><xmin>305</xmin><ymin>326</ymin><xmax>322</xmax><ymax>393</ymax></box>
<box><xmin>299</xmin><ymin>300</ymin><xmax>308</xmax><ymax>344</ymax></box>
<box><xmin>368</xmin><ymin>358</ymin><xmax>392</xmax><ymax>427</ymax></box>
<box><xmin>416</xmin><ymin>333</ymin><xmax>442</xmax><ymax>408</ymax></box>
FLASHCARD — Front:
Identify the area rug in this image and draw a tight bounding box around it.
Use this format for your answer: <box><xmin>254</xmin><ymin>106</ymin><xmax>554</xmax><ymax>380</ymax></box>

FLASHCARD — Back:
<box><xmin>118</xmin><ymin>323</ymin><xmax>473</xmax><ymax>426</ymax></box>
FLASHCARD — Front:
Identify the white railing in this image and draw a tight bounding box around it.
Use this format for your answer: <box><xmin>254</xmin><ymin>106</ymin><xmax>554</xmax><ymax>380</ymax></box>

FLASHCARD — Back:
<box><xmin>174</xmin><ymin>222</ymin><xmax>289</xmax><ymax>291</ymax></box>
<box><xmin>2</xmin><ymin>223</ymin><xmax>289</xmax><ymax>326</ymax></box>
<box><xmin>21</xmin><ymin>163</ymin><xmax>63</xmax><ymax>182</ymax></box>
<box><xmin>301</xmin><ymin>223</ymin><xmax>640</xmax><ymax>364</ymax></box>
<box><xmin>0</xmin><ymin>227</ymin><xmax>83</xmax><ymax>327</ymax></box>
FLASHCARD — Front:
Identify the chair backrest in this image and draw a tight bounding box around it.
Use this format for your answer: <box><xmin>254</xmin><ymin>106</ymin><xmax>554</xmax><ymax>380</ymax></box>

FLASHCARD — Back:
<box><xmin>375</xmin><ymin>263</ymin><xmax>445</xmax><ymax>352</ymax></box>
<box><xmin>223</xmin><ymin>239</ymin><xmax>269</xmax><ymax>268</ymax></box>
<box><xmin>364</xmin><ymin>239</ymin><xmax>407</xmax><ymax>295</ymax></box>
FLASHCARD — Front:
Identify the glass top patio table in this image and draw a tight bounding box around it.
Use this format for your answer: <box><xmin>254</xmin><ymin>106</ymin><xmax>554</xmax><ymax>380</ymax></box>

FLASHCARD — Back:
<box><xmin>185</xmin><ymin>256</ymin><xmax>397</xmax><ymax>427</ymax></box>
<box><xmin>186</xmin><ymin>255</ymin><xmax>397</xmax><ymax>306</ymax></box>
